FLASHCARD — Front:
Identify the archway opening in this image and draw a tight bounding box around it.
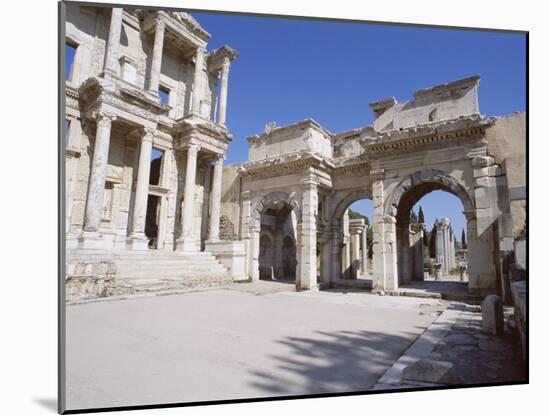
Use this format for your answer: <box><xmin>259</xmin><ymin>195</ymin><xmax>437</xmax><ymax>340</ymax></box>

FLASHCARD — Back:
<box><xmin>258</xmin><ymin>201</ymin><xmax>297</xmax><ymax>281</ymax></box>
<box><xmin>340</xmin><ymin>199</ymin><xmax>373</xmax><ymax>280</ymax></box>
<box><xmin>396</xmin><ymin>185</ymin><xmax>468</xmax><ymax>286</ymax></box>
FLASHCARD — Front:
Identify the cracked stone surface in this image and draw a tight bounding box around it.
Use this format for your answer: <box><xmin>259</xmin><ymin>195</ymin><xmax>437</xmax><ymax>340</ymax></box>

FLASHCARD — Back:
<box><xmin>420</xmin><ymin>307</ymin><xmax>525</xmax><ymax>385</ymax></box>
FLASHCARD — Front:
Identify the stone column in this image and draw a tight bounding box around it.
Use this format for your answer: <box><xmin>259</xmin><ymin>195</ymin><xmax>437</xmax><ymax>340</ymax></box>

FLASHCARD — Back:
<box><xmin>298</xmin><ymin>181</ymin><xmax>318</xmax><ymax>290</ymax></box>
<box><xmin>218</xmin><ymin>58</ymin><xmax>230</xmax><ymax>126</ymax></box>
<box><xmin>176</xmin><ymin>143</ymin><xmax>200</xmax><ymax>252</ymax></box>
<box><xmin>361</xmin><ymin>224</ymin><xmax>368</xmax><ymax>274</ymax></box>
<box><xmin>371</xmin><ymin>173</ymin><xmax>398</xmax><ymax>292</ymax></box>
<box><xmin>147</xmin><ymin>19</ymin><xmax>166</xmax><ymax>95</ymax></box>
<box><xmin>191</xmin><ymin>46</ymin><xmax>205</xmax><ymax>114</ymax></box>
<box><xmin>128</xmin><ymin>128</ymin><xmax>155</xmax><ymax>250</ymax></box>
<box><xmin>207</xmin><ymin>154</ymin><xmax>225</xmax><ymax>242</ymax></box>
<box><xmin>343</xmin><ymin>238</ymin><xmax>351</xmax><ymax>278</ymax></box>
<box><xmin>79</xmin><ymin>112</ymin><xmax>116</xmax><ymax>249</ymax></box>
<box><xmin>349</xmin><ymin>225</ymin><xmax>361</xmax><ymax>279</ymax></box>
<box><xmin>103</xmin><ymin>8</ymin><xmax>124</xmax><ymax>77</ymax></box>
<box><xmin>330</xmin><ymin>227</ymin><xmax>343</xmax><ymax>282</ymax></box>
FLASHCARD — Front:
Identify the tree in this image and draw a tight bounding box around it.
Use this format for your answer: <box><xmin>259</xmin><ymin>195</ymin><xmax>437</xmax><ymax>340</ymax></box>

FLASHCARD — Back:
<box><xmin>423</xmin><ymin>227</ymin><xmax>429</xmax><ymax>248</ymax></box>
<box><xmin>410</xmin><ymin>209</ymin><xmax>418</xmax><ymax>224</ymax></box>
<box><xmin>367</xmin><ymin>226</ymin><xmax>373</xmax><ymax>260</ymax></box>
<box><xmin>461</xmin><ymin>229</ymin><xmax>467</xmax><ymax>249</ymax></box>
<box><xmin>418</xmin><ymin>205</ymin><xmax>425</xmax><ymax>224</ymax></box>
<box><xmin>428</xmin><ymin>222</ymin><xmax>437</xmax><ymax>258</ymax></box>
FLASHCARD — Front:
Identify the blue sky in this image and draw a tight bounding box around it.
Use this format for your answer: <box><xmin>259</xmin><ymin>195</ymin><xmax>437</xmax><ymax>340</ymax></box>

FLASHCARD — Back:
<box><xmin>194</xmin><ymin>12</ymin><xmax>526</xmax><ymax>236</ymax></box>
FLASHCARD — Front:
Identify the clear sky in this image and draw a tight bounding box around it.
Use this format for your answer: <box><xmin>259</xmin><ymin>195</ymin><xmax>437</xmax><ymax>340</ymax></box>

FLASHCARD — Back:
<box><xmin>193</xmin><ymin>11</ymin><xmax>526</xmax><ymax>237</ymax></box>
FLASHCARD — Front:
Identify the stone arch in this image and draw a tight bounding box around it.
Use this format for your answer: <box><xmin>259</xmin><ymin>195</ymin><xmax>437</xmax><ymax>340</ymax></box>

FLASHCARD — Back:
<box><xmin>383</xmin><ymin>169</ymin><xmax>476</xmax><ymax>287</ymax></box>
<box><xmin>327</xmin><ymin>188</ymin><xmax>373</xmax><ymax>281</ymax></box>
<box><xmin>252</xmin><ymin>191</ymin><xmax>301</xmax><ymax>226</ymax></box>
<box><xmin>249</xmin><ymin>191</ymin><xmax>300</xmax><ymax>283</ymax></box>
<box><xmin>331</xmin><ymin>189</ymin><xmax>373</xmax><ymax>227</ymax></box>
<box><xmin>384</xmin><ymin>169</ymin><xmax>474</xmax><ymax>225</ymax></box>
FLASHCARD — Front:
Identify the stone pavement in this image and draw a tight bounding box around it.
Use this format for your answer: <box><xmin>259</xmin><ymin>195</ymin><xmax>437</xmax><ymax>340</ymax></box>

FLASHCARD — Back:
<box><xmin>65</xmin><ymin>283</ymin><xmax>525</xmax><ymax>412</ymax></box>
<box><xmin>372</xmin><ymin>303</ymin><xmax>526</xmax><ymax>389</ymax></box>
<box><xmin>65</xmin><ymin>287</ymin><xmax>442</xmax><ymax>411</ymax></box>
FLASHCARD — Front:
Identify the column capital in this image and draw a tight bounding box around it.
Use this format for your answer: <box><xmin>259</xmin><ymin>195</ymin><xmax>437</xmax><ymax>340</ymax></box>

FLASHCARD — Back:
<box><xmin>214</xmin><ymin>153</ymin><xmax>226</xmax><ymax>163</ymax></box>
<box><xmin>187</xmin><ymin>143</ymin><xmax>201</xmax><ymax>155</ymax></box>
<box><xmin>154</xmin><ymin>17</ymin><xmax>166</xmax><ymax>31</ymax></box>
<box><xmin>142</xmin><ymin>127</ymin><xmax>155</xmax><ymax>141</ymax></box>
<box><xmin>93</xmin><ymin>111</ymin><xmax>117</xmax><ymax>125</ymax></box>
<box><xmin>221</xmin><ymin>57</ymin><xmax>231</xmax><ymax>71</ymax></box>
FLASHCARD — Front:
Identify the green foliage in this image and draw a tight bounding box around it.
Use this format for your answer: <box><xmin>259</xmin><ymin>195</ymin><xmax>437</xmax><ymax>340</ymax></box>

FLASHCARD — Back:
<box><xmin>410</xmin><ymin>209</ymin><xmax>418</xmax><ymax>223</ymax></box>
<box><xmin>367</xmin><ymin>226</ymin><xmax>373</xmax><ymax>260</ymax></box>
<box><xmin>418</xmin><ymin>205</ymin><xmax>425</xmax><ymax>224</ymax></box>
<box><xmin>348</xmin><ymin>208</ymin><xmax>370</xmax><ymax>226</ymax></box>
<box><xmin>423</xmin><ymin>227</ymin><xmax>429</xmax><ymax>248</ymax></box>
<box><xmin>428</xmin><ymin>222</ymin><xmax>437</xmax><ymax>258</ymax></box>
<box><xmin>461</xmin><ymin>229</ymin><xmax>467</xmax><ymax>249</ymax></box>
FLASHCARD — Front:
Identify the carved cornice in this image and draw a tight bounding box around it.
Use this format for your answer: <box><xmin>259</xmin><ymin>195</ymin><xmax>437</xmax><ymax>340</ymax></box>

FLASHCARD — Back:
<box><xmin>364</xmin><ymin>115</ymin><xmax>494</xmax><ymax>157</ymax></box>
<box><xmin>332</xmin><ymin>161</ymin><xmax>370</xmax><ymax>177</ymax></box>
<box><xmin>207</xmin><ymin>45</ymin><xmax>238</xmax><ymax>72</ymax></box>
<box><xmin>78</xmin><ymin>77</ymin><xmax>167</xmax><ymax>124</ymax></box>
<box><xmin>173</xmin><ymin>115</ymin><xmax>233</xmax><ymax>150</ymax></box>
<box><xmin>240</xmin><ymin>152</ymin><xmax>333</xmax><ymax>180</ymax></box>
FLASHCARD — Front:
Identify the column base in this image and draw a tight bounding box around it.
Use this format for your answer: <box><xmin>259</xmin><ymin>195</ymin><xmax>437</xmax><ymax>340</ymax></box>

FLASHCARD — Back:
<box><xmin>175</xmin><ymin>237</ymin><xmax>199</xmax><ymax>252</ymax></box>
<box><xmin>77</xmin><ymin>231</ymin><xmax>108</xmax><ymax>250</ymax></box>
<box><xmin>127</xmin><ymin>233</ymin><xmax>150</xmax><ymax>251</ymax></box>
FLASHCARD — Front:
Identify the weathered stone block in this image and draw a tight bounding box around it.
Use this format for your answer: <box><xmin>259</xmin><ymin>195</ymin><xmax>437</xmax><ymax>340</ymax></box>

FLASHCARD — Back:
<box><xmin>481</xmin><ymin>294</ymin><xmax>504</xmax><ymax>336</ymax></box>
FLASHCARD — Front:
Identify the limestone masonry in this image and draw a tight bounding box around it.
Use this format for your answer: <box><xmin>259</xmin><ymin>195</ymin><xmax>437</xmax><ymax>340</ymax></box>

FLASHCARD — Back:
<box><xmin>64</xmin><ymin>5</ymin><xmax>527</xmax><ymax>301</ymax></box>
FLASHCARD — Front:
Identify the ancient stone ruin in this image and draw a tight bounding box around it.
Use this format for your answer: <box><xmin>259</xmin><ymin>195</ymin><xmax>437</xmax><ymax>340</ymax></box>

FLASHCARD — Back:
<box><xmin>64</xmin><ymin>5</ymin><xmax>526</xmax><ymax>302</ymax></box>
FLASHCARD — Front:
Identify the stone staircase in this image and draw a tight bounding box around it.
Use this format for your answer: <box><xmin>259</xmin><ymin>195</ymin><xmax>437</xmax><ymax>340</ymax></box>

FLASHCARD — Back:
<box><xmin>66</xmin><ymin>249</ymin><xmax>232</xmax><ymax>300</ymax></box>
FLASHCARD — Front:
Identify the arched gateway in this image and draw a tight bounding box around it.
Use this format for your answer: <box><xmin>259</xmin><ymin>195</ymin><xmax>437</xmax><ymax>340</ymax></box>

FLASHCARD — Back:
<box><xmin>220</xmin><ymin>76</ymin><xmax>525</xmax><ymax>297</ymax></box>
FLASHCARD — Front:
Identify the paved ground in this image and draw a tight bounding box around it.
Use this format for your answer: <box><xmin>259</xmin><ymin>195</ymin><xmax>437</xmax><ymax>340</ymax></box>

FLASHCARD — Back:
<box><xmin>373</xmin><ymin>303</ymin><xmax>526</xmax><ymax>389</ymax></box>
<box><xmin>65</xmin><ymin>284</ymin><xmax>444</xmax><ymax>411</ymax></box>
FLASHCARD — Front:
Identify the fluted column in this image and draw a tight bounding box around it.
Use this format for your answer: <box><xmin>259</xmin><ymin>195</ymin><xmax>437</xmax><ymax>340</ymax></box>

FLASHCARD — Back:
<box><xmin>218</xmin><ymin>58</ymin><xmax>230</xmax><ymax>126</ymax></box>
<box><xmin>103</xmin><ymin>8</ymin><xmax>123</xmax><ymax>77</ymax></box>
<box><xmin>79</xmin><ymin>112</ymin><xmax>116</xmax><ymax>249</ymax></box>
<box><xmin>147</xmin><ymin>19</ymin><xmax>166</xmax><ymax>95</ymax></box>
<box><xmin>191</xmin><ymin>46</ymin><xmax>205</xmax><ymax>114</ymax></box>
<box><xmin>128</xmin><ymin>128</ymin><xmax>155</xmax><ymax>250</ymax></box>
<box><xmin>176</xmin><ymin>144</ymin><xmax>200</xmax><ymax>251</ymax></box>
<box><xmin>361</xmin><ymin>224</ymin><xmax>368</xmax><ymax>274</ymax></box>
<box><xmin>207</xmin><ymin>154</ymin><xmax>225</xmax><ymax>242</ymax></box>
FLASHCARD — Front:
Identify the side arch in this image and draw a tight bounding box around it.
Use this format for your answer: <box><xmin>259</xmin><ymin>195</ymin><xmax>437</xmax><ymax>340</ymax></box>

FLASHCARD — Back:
<box><xmin>252</xmin><ymin>191</ymin><xmax>301</xmax><ymax>225</ymax></box>
<box><xmin>384</xmin><ymin>169</ymin><xmax>475</xmax><ymax>224</ymax></box>
<box><xmin>331</xmin><ymin>189</ymin><xmax>372</xmax><ymax>226</ymax></box>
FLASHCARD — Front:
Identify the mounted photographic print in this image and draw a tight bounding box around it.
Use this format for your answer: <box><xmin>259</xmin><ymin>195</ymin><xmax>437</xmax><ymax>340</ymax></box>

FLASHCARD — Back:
<box><xmin>59</xmin><ymin>1</ymin><xmax>528</xmax><ymax>413</ymax></box>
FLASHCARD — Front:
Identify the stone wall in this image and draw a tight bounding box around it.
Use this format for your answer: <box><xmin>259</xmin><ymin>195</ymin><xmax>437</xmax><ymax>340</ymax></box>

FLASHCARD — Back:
<box><xmin>220</xmin><ymin>164</ymin><xmax>242</xmax><ymax>236</ymax></box>
<box><xmin>247</xmin><ymin>120</ymin><xmax>332</xmax><ymax>162</ymax></box>
<box><xmin>485</xmin><ymin>113</ymin><xmax>527</xmax><ymax>240</ymax></box>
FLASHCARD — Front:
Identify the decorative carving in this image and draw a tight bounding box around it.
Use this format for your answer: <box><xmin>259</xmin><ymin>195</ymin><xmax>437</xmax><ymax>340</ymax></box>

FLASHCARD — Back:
<box><xmin>263</xmin><ymin>121</ymin><xmax>277</xmax><ymax>135</ymax></box>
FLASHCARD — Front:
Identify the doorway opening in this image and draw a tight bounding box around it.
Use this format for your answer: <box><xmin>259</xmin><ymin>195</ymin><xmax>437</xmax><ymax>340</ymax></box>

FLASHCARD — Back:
<box><xmin>145</xmin><ymin>194</ymin><xmax>161</xmax><ymax>249</ymax></box>
<box><xmin>340</xmin><ymin>199</ymin><xmax>373</xmax><ymax>280</ymax></box>
<box><xmin>258</xmin><ymin>201</ymin><xmax>297</xmax><ymax>282</ymax></box>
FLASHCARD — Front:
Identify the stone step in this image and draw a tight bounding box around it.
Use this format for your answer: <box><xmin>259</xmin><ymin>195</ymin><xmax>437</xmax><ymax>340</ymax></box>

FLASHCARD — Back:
<box><xmin>116</xmin><ymin>261</ymin><xmax>226</xmax><ymax>272</ymax></box>
<box><xmin>116</xmin><ymin>269</ymin><xmax>228</xmax><ymax>278</ymax></box>
<box><xmin>112</xmin><ymin>274</ymin><xmax>232</xmax><ymax>295</ymax></box>
<box><xmin>114</xmin><ymin>257</ymin><xmax>221</xmax><ymax>265</ymax></box>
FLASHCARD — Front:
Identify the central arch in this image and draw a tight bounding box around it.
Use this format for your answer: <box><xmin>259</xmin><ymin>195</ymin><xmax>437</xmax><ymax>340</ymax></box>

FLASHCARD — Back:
<box><xmin>328</xmin><ymin>189</ymin><xmax>373</xmax><ymax>282</ymax></box>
